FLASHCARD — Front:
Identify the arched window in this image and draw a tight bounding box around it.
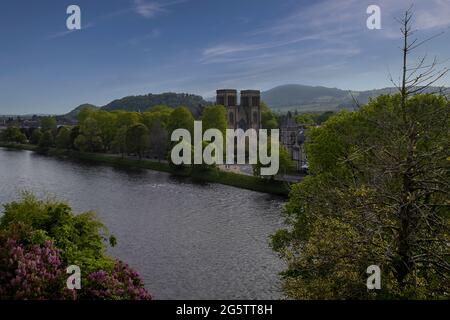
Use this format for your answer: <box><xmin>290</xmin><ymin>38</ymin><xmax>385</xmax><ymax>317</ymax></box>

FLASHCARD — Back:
<box><xmin>238</xmin><ymin>119</ymin><xmax>248</xmax><ymax>131</ymax></box>
<box><xmin>229</xmin><ymin>112</ymin><xmax>234</xmax><ymax>124</ymax></box>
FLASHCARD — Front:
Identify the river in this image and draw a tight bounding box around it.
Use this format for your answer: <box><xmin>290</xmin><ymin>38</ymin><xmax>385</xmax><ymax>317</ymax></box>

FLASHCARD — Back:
<box><xmin>0</xmin><ymin>148</ymin><xmax>286</xmax><ymax>299</ymax></box>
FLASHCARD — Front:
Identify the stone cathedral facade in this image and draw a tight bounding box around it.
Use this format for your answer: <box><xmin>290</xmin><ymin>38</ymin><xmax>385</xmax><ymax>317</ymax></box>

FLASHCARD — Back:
<box><xmin>216</xmin><ymin>89</ymin><xmax>261</xmax><ymax>131</ymax></box>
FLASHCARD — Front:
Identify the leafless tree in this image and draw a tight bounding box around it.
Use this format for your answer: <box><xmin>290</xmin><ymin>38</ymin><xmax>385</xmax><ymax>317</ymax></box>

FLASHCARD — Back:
<box><xmin>389</xmin><ymin>6</ymin><xmax>449</xmax><ymax>109</ymax></box>
<box><xmin>382</xmin><ymin>7</ymin><xmax>450</xmax><ymax>288</ymax></box>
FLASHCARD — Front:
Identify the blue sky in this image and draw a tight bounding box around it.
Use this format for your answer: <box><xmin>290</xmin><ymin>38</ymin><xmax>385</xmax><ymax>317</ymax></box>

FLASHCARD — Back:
<box><xmin>1</xmin><ymin>0</ymin><xmax>449</xmax><ymax>114</ymax></box>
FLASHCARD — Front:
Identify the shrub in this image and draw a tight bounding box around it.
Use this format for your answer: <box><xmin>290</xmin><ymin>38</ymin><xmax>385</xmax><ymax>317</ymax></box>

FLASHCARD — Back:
<box><xmin>83</xmin><ymin>260</ymin><xmax>152</xmax><ymax>300</ymax></box>
<box><xmin>0</xmin><ymin>193</ymin><xmax>151</xmax><ymax>300</ymax></box>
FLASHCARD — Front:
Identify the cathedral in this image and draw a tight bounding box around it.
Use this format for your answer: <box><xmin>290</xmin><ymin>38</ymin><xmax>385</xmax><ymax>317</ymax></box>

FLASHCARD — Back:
<box><xmin>216</xmin><ymin>89</ymin><xmax>261</xmax><ymax>130</ymax></box>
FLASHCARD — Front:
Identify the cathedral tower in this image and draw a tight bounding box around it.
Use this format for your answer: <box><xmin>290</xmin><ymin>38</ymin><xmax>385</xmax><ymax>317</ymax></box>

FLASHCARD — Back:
<box><xmin>216</xmin><ymin>89</ymin><xmax>261</xmax><ymax>130</ymax></box>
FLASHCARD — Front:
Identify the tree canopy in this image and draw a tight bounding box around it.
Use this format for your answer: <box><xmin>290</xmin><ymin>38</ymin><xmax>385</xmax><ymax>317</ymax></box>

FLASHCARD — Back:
<box><xmin>272</xmin><ymin>94</ymin><xmax>450</xmax><ymax>299</ymax></box>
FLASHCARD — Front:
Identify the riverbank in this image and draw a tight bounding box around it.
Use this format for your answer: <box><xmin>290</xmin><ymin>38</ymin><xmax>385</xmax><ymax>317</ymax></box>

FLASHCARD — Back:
<box><xmin>0</xmin><ymin>143</ymin><xmax>291</xmax><ymax>196</ymax></box>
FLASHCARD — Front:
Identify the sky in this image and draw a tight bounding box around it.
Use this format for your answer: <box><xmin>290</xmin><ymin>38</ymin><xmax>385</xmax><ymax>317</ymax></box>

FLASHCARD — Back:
<box><xmin>1</xmin><ymin>0</ymin><xmax>449</xmax><ymax>114</ymax></box>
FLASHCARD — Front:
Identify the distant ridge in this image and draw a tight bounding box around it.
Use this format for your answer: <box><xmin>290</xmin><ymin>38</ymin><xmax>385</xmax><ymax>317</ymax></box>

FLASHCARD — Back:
<box><xmin>101</xmin><ymin>92</ymin><xmax>208</xmax><ymax>117</ymax></box>
<box><xmin>64</xmin><ymin>104</ymin><xmax>99</xmax><ymax>119</ymax></box>
<box><xmin>64</xmin><ymin>85</ymin><xmax>449</xmax><ymax>119</ymax></box>
<box><xmin>64</xmin><ymin>93</ymin><xmax>209</xmax><ymax>120</ymax></box>
<box><xmin>261</xmin><ymin>84</ymin><xmax>448</xmax><ymax>112</ymax></box>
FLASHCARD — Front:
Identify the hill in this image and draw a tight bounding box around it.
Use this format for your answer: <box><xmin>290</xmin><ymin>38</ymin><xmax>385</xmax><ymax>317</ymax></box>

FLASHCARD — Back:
<box><xmin>64</xmin><ymin>104</ymin><xmax>99</xmax><ymax>121</ymax></box>
<box><xmin>261</xmin><ymin>84</ymin><xmax>447</xmax><ymax>112</ymax></box>
<box><xmin>101</xmin><ymin>92</ymin><xmax>209</xmax><ymax>117</ymax></box>
<box><xmin>261</xmin><ymin>84</ymin><xmax>347</xmax><ymax>107</ymax></box>
<box><xmin>261</xmin><ymin>84</ymin><xmax>376</xmax><ymax>112</ymax></box>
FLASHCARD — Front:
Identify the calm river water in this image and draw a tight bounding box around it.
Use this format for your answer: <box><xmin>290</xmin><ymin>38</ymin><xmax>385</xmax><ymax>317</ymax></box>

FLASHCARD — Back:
<box><xmin>0</xmin><ymin>148</ymin><xmax>286</xmax><ymax>299</ymax></box>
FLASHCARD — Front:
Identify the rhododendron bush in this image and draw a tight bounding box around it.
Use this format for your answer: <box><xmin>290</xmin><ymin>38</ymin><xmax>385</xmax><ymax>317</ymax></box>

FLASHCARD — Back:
<box><xmin>0</xmin><ymin>193</ymin><xmax>151</xmax><ymax>300</ymax></box>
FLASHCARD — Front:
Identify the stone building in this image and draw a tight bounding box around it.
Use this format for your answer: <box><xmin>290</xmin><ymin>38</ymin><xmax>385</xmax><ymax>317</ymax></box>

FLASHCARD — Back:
<box><xmin>280</xmin><ymin>112</ymin><xmax>308</xmax><ymax>172</ymax></box>
<box><xmin>216</xmin><ymin>89</ymin><xmax>261</xmax><ymax>130</ymax></box>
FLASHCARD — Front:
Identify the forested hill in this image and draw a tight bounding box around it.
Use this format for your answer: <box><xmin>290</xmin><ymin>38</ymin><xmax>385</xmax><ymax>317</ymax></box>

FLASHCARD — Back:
<box><xmin>261</xmin><ymin>84</ymin><xmax>448</xmax><ymax>112</ymax></box>
<box><xmin>64</xmin><ymin>93</ymin><xmax>209</xmax><ymax>120</ymax></box>
<box><xmin>64</xmin><ymin>104</ymin><xmax>99</xmax><ymax>120</ymax></box>
<box><xmin>101</xmin><ymin>93</ymin><xmax>208</xmax><ymax>117</ymax></box>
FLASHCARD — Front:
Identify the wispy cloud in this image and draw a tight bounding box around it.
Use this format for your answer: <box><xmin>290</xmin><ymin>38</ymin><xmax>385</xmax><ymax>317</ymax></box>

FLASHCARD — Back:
<box><xmin>202</xmin><ymin>27</ymin><xmax>356</xmax><ymax>60</ymax></box>
<box><xmin>134</xmin><ymin>0</ymin><xmax>189</xmax><ymax>18</ymax></box>
<box><xmin>197</xmin><ymin>0</ymin><xmax>449</xmax><ymax>92</ymax></box>
<box><xmin>200</xmin><ymin>0</ymin><xmax>367</xmax><ymax>66</ymax></box>
<box><xmin>414</xmin><ymin>0</ymin><xmax>450</xmax><ymax>30</ymax></box>
<box><xmin>47</xmin><ymin>0</ymin><xmax>189</xmax><ymax>39</ymax></box>
<box><xmin>251</xmin><ymin>0</ymin><xmax>450</xmax><ymax>39</ymax></box>
<box><xmin>134</xmin><ymin>0</ymin><xmax>166</xmax><ymax>18</ymax></box>
<box><xmin>47</xmin><ymin>22</ymin><xmax>95</xmax><ymax>39</ymax></box>
<box><xmin>201</xmin><ymin>0</ymin><xmax>450</xmax><ymax>68</ymax></box>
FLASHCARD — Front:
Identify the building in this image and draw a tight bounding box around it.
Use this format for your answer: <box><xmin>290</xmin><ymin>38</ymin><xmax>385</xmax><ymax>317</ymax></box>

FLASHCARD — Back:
<box><xmin>280</xmin><ymin>112</ymin><xmax>308</xmax><ymax>172</ymax></box>
<box><xmin>216</xmin><ymin>89</ymin><xmax>261</xmax><ymax>130</ymax></box>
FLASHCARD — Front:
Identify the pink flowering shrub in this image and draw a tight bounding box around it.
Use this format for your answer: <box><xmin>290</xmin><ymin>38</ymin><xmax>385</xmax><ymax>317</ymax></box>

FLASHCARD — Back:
<box><xmin>0</xmin><ymin>194</ymin><xmax>152</xmax><ymax>300</ymax></box>
<box><xmin>83</xmin><ymin>260</ymin><xmax>152</xmax><ymax>300</ymax></box>
<box><xmin>0</xmin><ymin>236</ymin><xmax>67</xmax><ymax>299</ymax></box>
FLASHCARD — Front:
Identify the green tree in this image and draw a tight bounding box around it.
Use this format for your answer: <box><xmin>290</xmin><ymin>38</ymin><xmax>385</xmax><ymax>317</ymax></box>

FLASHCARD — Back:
<box><xmin>55</xmin><ymin>127</ymin><xmax>71</xmax><ymax>150</ymax></box>
<box><xmin>38</xmin><ymin>130</ymin><xmax>54</xmax><ymax>150</ymax></box>
<box><xmin>271</xmin><ymin>94</ymin><xmax>450</xmax><ymax>299</ymax></box>
<box><xmin>273</xmin><ymin>10</ymin><xmax>450</xmax><ymax>299</ymax></box>
<box><xmin>16</xmin><ymin>128</ymin><xmax>27</xmax><ymax>144</ymax></box>
<box><xmin>253</xmin><ymin>143</ymin><xmax>293</xmax><ymax>177</ymax></box>
<box><xmin>126</xmin><ymin>123</ymin><xmax>149</xmax><ymax>159</ymax></box>
<box><xmin>1</xmin><ymin>126</ymin><xmax>27</xmax><ymax>144</ymax></box>
<box><xmin>201</xmin><ymin>105</ymin><xmax>227</xmax><ymax>158</ymax></box>
<box><xmin>78</xmin><ymin>117</ymin><xmax>103</xmax><ymax>152</ymax></box>
<box><xmin>261</xmin><ymin>102</ymin><xmax>279</xmax><ymax>129</ymax></box>
<box><xmin>167</xmin><ymin>106</ymin><xmax>194</xmax><ymax>137</ymax></box>
<box><xmin>145</xmin><ymin>104</ymin><xmax>173</xmax><ymax>113</ymax></box>
<box><xmin>40</xmin><ymin>117</ymin><xmax>57</xmax><ymax>134</ymax></box>
<box><xmin>112</xmin><ymin>126</ymin><xmax>128</xmax><ymax>158</ymax></box>
<box><xmin>69</xmin><ymin>126</ymin><xmax>80</xmax><ymax>150</ymax></box>
<box><xmin>91</xmin><ymin>111</ymin><xmax>118</xmax><ymax>151</ymax></box>
<box><xmin>113</xmin><ymin>111</ymin><xmax>140</xmax><ymax>129</ymax></box>
<box><xmin>316</xmin><ymin>111</ymin><xmax>335</xmax><ymax>124</ymax></box>
<box><xmin>295</xmin><ymin>113</ymin><xmax>315</xmax><ymax>125</ymax></box>
<box><xmin>29</xmin><ymin>129</ymin><xmax>42</xmax><ymax>145</ymax></box>
<box><xmin>201</xmin><ymin>105</ymin><xmax>227</xmax><ymax>134</ymax></box>
<box><xmin>77</xmin><ymin>107</ymin><xmax>95</xmax><ymax>123</ymax></box>
<box><xmin>148</xmin><ymin>120</ymin><xmax>168</xmax><ymax>161</ymax></box>
<box><xmin>141</xmin><ymin>107</ymin><xmax>172</xmax><ymax>132</ymax></box>
<box><xmin>74</xmin><ymin>134</ymin><xmax>88</xmax><ymax>152</ymax></box>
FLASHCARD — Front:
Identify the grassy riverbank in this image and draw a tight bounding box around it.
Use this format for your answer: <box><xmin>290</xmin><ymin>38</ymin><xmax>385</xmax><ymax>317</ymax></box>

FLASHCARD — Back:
<box><xmin>0</xmin><ymin>143</ymin><xmax>291</xmax><ymax>196</ymax></box>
